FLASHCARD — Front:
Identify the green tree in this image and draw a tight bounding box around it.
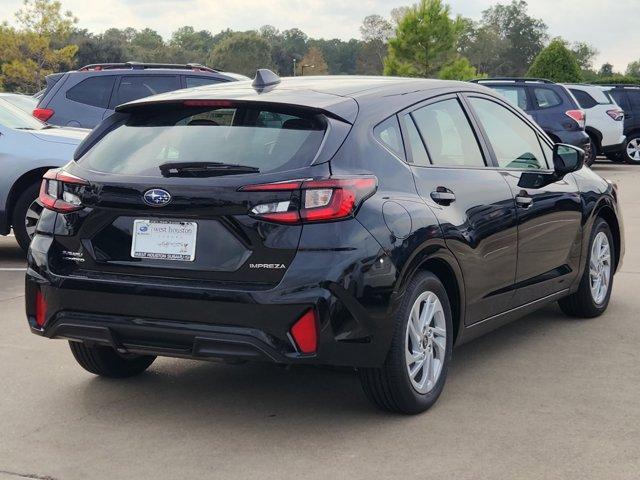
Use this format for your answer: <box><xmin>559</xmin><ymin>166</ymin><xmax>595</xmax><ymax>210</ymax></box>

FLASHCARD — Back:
<box><xmin>571</xmin><ymin>41</ymin><xmax>598</xmax><ymax>71</ymax></box>
<box><xmin>463</xmin><ymin>0</ymin><xmax>547</xmax><ymax>76</ymax></box>
<box><xmin>209</xmin><ymin>31</ymin><xmax>272</xmax><ymax>77</ymax></box>
<box><xmin>438</xmin><ymin>57</ymin><xmax>481</xmax><ymax>80</ymax></box>
<box><xmin>169</xmin><ymin>26</ymin><xmax>215</xmax><ymax>64</ymax></box>
<box><xmin>527</xmin><ymin>39</ymin><xmax>582</xmax><ymax>82</ymax></box>
<box><xmin>384</xmin><ymin>0</ymin><xmax>463</xmax><ymax>77</ymax></box>
<box><xmin>626</xmin><ymin>60</ymin><xmax>640</xmax><ymax>78</ymax></box>
<box><xmin>298</xmin><ymin>47</ymin><xmax>328</xmax><ymax>75</ymax></box>
<box><xmin>599</xmin><ymin>63</ymin><xmax>614</xmax><ymax>77</ymax></box>
<box><xmin>0</xmin><ymin>0</ymin><xmax>78</xmax><ymax>92</ymax></box>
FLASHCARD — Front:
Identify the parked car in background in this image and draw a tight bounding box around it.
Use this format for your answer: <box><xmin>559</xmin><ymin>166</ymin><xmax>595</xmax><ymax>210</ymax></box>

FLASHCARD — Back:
<box><xmin>26</xmin><ymin>73</ymin><xmax>623</xmax><ymax>414</ymax></box>
<box><xmin>472</xmin><ymin>78</ymin><xmax>592</xmax><ymax>164</ymax></box>
<box><xmin>0</xmin><ymin>93</ymin><xmax>38</xmax><ymax>115</ymax></box>
<box><xmin>562</xmin><ymin>84</ymin><xmax>626</xmax><ymax>164</ymax></box>
<box><xmin>0</xmin><ymin>98</ymin><xmax>88</xmax><ymax>251</ymax></box>
<box><xmin>33</xmin><ymin>62</ymin><xmax>249</xmax><ymax>129</ymax></box>
<box><xmin>600</xmin><ymin>85</ymin><xmax>640</xmax><ymax>164</ymax></box>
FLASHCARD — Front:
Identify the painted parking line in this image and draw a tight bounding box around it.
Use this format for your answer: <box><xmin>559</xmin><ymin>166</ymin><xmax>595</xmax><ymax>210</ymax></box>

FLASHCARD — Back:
<box><xmin>0</xmin><ymin>267</ymin><xmax>26</xmax><ymax>271</ymax></box>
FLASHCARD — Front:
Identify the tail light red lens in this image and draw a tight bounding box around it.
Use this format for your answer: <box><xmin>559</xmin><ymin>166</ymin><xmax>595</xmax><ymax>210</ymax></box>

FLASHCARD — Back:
<box><xmin>33</xmin><ymin>107</ymin><xmax>54</xmax><ymax>122</ymax></box>
<box><xmin>289</xmin><ymin>309</ymin><xmax>318</xmax><ymax>354</ymax></box>
<box><xmin>39</xmin><ymin>168</ymin><xmax>88</xmax><ymax>213</ymax></box>
<box><xmin>606</xmin><ymin>109</ymin><xmax>624</xmax><ymax>121</ymax></box>
<box><xmin>240</xmin><ymin>176</ymin><xmax>377</xmax><ymax>224</ymax></box>
<box><xmin>35</xmin><ymin>290</ymin><xmax>47</xmax><ymax>328</ymax></box>
<box><xmin>565</xmin><ymin>109</ymin><xmax>586</xmax><ymax>129</ymax></box>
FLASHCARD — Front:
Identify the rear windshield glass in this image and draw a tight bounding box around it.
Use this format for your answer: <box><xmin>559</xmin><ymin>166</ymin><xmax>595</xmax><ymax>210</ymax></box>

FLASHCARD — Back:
<box><xmin>77</xmin><ymin>104</ymin><xmax>327</xmax><ymax>176</ymax></box>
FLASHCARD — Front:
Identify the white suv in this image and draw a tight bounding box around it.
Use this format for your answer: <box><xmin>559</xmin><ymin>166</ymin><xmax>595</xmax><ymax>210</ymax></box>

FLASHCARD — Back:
<box><xmin>563</xmin><ymin>84</ymin><xmax>626</xmax><ymax>164</ymax></box>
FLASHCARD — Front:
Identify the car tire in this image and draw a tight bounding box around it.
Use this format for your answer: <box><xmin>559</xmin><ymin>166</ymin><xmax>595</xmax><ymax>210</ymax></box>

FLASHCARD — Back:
<box><xmin>359</xmin><ymin>271</ymin><xmax>453</xmax><ymax>414</ymax></box>
<box><xmin>11</xmin><ymin>182</ymin><xmax>43</xmax><ymax>253</ymax></box>
<box><xmin>559</xmin><ymin>217</ymin><xmax>614</xmax><ymax>318</ymax></box>
<box><xmin>623</xmin><ymin>133</ymin><xmax>640</xmax><ymax>164</ymax></box>
<box><xmin>69</xmin><ymin>341</ymin><xmax>156</xmax><ymax>378</ymax></box>
<box><xmin>585</xmin><ymin>137</ymin><xmax>597</xmax><ymax>166</ymax></box>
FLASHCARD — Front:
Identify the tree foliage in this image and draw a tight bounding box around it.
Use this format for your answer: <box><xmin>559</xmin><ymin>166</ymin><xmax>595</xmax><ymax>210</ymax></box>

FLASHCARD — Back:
<box><xmin>527</xmin><ymin>39</ymin><xmax>582</xmax><ymax>82</ymax></box>
<box><xmin>626</xmin><ymin>60</ymin><xmax>640</xmax><ymax>78</ymax></box>
<box><xmin>384</xmin><ymin>0</ymin><xmax>463</xmax><ymax>77</ymax></box>
<box><xmin>438</xmin><ymin>57</ymin><xmax>481</xmax><ymax>80</ymax></box>
<box><xmin>209</xmin><ymin>31</ymin><xmax>273</xmax><ymax>77</ymax></box>
<box><xmin>298</xmin><ymin>47</ymin><xmax>328</xmax><ymax>75</ymax></box>
<box><xmin>0</xmin><ymin>0</ymin><xmax>78</xmax><ymax>92</ymax></box>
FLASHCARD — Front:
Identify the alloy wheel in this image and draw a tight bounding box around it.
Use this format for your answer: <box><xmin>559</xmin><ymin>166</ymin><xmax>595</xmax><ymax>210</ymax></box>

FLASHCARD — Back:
<box><xmin>589</xmin><ymin>231</ymin><xmax>611</xmax><ymax>305</ymax></box>
<box><xmin>405</xmin><ymin>291</ymin><xmax>447</xmax><ymax>394</ymax></box>
<box><xmin>24</xmin><ymin>198</ymin><xmax>44</xmax><ymax>239</ymax></box>
<box><xmin>626</xmin><ymin>138</ymin><xmax>640</xmax><ymax>163</ymax></box>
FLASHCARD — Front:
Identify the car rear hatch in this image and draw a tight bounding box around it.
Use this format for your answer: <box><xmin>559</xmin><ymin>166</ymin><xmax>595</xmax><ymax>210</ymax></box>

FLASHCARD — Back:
<box><xmin>44</xmin><ymin>99</ymin><xmax>355</xmax><ymax>288</ymax></box>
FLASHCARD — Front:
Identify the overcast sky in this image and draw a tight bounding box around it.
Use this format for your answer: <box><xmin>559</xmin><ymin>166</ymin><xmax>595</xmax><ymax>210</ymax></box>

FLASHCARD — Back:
<box><xmin>2</xmin><ymin>0</ymin><xmax>635</xmax><ymax>71</ymax></box>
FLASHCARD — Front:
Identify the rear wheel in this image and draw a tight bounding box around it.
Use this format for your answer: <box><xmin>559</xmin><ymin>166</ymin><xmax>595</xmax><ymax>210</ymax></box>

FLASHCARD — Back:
<box><xmin>585</xmin><ymin>137</ymin><xmax>597</xmax><ymax>166</ymax></box>
<box><xmin>69</xmin><ymin>341</ymin><xmax>156</xmax><ymax>378</ymax></box>
<box><xmin>559</xmin><ymin>217</ymin><xmax>614</xmax><ymax>317</ymax></box>
<box><xmin>359</xmin><ymin>271</ymin><xmax>453</xmax><ymax>414</ymax></box>
<box><xmin>11</xmin><ymin>182</ymin><xmax>42</xmax><ymax>253</ymax></box>
<box><xmin>623</xmin><ymin>134</ymin><xmax>640</xmax><ymax>164</ymax></box>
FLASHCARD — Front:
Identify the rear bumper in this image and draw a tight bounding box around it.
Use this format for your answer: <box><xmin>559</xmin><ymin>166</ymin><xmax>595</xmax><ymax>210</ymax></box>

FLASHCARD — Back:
<box><xmin>602</xmin><ymin>136</ymin><xmax>627</xmax><ymax>155</ymax></box>
<box><xmin>551</xmin><ymin>130</ymin><xmax>590</xmax><ymax>149</ymax></box>
<box><xmin>25</xmin><ymin>220</ymin><xmax>399</xmax><ymax>368</ymax></box>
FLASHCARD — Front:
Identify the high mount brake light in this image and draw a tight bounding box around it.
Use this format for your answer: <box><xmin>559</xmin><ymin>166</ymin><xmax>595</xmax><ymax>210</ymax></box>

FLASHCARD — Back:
<box><xmin>33</xmin><ymin>107</ymin><xmax>54</xmax><ymax>122</ymax></box>
<box><xmin>565</xmin><ymin>109</ymin><xmax>586</xmax><ymax>129</ymax></box>
<box><xmin>182</xmin><ymin>100</ymin><xmax>234</xmax><ymax>108</ymax></box>
<box><xmin>240</xmin><ymin>176</ymin><xmax>378</xmax><ymax>224</ymax></box>
<box><xmin>39</xmin><ymin>168</ymin><xmax>88</xmax><ymax>213</ymax></box>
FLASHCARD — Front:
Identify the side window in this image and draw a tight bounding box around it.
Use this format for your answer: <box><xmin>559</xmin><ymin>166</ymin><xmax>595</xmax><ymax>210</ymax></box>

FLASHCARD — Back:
<box><xmin>533</xmin><ymin>87</ymin><xmax>562</xmax><ymax>109</ymax></box>
<box><xmin>570</xmin><ymin>89</ymin><xmax>598</xmax><ymax>109</ymax></box>
<box><xmin>66</xmin><ymin>76</ymin><xmax>115</xmax><ymax>108</ymax></box>
<box><xmin>374</xmin><ymin>117</ymin><xmax>404</xmax><ymax>159</ymax></box>
<box><xmin>114</xmin><ymin>75</ymin><xmax>180</xmax><ymax>105</ymax></box>
<box><xmin>404</xmin><ymin>116</ymin><xmax>430</xmax><ymax>166</ymax></box>
<box><xmin>610</xmin><ymin>90</ymin><xmax>629</xmax><ymax>110</ymax></box>
<box><xmin>469</xmin><ymin>97</ymin><xmax>548</xmax><ymax>170</ymax></box>
<box><xmin>627</xmin><ymin>90</ymin><xmax>640</xmax><ymax>110</ymax></box>
<box><xmin>186</xmin><ymin>76</ymin><xmax>224</xmax><ymax>88</ymax></box>
<box><xmin>411</xmin><ymin>98</ymin><xmax>485</xmax><ymax>167</ymax></box>
<box><xmin>492</xmin><ymin>86</ymin><xmax>530</xmax><ymax>110</ymax></box>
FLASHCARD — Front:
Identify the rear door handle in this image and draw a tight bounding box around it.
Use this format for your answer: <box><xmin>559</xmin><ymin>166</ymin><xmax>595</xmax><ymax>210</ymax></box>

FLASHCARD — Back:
<box><xmin>516</xmin><ymin>193</ymin><xmax>533</xmax><ymax>208</ymax></box>
<box><xmin>430</xmin><ymin>189</ymin><xmax>456</xmax><ymax>205</ymax></box>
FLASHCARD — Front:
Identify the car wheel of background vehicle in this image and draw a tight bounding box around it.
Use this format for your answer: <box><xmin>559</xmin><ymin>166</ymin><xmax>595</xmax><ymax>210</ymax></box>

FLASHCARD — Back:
<box><xmin>559</xmin><ymin>217</ymin><xmax>614</xmax><ymax>318</ymax></box>
<box><xmin>359</xmin><ymin>271</ymin><xmax>453</xmax><ymax>414</ymax></box>
<box><xmin>69</xmin><ymin>341</ymin><xmax>156</xmax><ymax>378</ymax></box>
<box><xmin>624</xmin><ymin>134</ymin><xmax>640</xmax><ymax>164</ymax></box>
<box><xmin>585</xmin><ymin>138</ymin><xmax>597</xmax><ymax>166</ymax></box>
<box><xmin>11</xmin><ymin>182</ymin><xmax>42</xmax><ymax>253</ymax></box>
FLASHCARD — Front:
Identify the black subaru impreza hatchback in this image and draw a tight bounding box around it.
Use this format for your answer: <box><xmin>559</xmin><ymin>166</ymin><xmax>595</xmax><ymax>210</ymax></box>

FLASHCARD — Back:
<box><xmin>26</xmin><ymin>71</ymin><xmax>624</xmax><ymax>414</ymax></box>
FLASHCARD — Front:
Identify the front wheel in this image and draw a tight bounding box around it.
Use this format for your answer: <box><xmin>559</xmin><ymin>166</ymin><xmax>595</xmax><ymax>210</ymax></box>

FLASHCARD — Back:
<box><xmin>559</xmin><ymin>217</ymin><xmax>614</xmax><ymax>317</ymax></box>
<box><xmin>359</xmin><ymin>271</ymin><xmax>453</xmax><ymax>414</ymax></box>
<box><xmin>11</xmin><ymin>183</ymin><xmax>42</xmax><ymax>253</ymax></box>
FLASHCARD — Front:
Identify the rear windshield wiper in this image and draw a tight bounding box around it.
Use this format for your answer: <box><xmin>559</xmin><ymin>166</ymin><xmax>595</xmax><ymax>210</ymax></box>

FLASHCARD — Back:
<box><xmin>159</xmin><ymin>162</ymin><xmax>260</xmax><ymax>177</ymax></box>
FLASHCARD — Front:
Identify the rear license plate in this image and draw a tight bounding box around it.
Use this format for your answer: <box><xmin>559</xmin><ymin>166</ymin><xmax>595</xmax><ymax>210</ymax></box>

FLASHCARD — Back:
<box><xmin>131</xmin><ymin>219</ymin><xmax>197</xmax><ymax>261</ymax></box>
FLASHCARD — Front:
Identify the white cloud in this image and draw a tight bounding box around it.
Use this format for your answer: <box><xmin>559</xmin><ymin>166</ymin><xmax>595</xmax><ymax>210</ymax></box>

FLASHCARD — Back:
<box><xmin>0</xmin><ymin>0</ymin><xmax>633</xmax><ymax>71</ymax></box>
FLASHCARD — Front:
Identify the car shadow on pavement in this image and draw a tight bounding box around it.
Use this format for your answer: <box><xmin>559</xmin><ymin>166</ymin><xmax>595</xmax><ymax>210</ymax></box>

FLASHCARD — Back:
<box><xmin>72</xmin><ymin>303</ymin><xmax>575</xmax><ymax>427</ymax></box>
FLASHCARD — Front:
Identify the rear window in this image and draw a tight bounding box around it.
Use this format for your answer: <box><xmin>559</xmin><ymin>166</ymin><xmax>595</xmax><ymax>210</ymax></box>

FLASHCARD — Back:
<box><xmin>77</xmin><ymin>105</ymin><xmax>327</xmax><ymax>176</ymax></box>
<box><xmin>533</xmin><ymin>87</ymin><xmax>563</xmax><ymax>109</ymax></box>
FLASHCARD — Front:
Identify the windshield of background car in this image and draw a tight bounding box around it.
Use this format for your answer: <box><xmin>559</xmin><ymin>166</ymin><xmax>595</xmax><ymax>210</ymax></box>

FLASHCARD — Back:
<box><xmin>0</xmin><ymin>99</ymin><xmax>45</xmax><ymax>130</ymax></box>
<box><xmin>77</xmin><ymin>104</ymin><xmax>327</xmax><ymax>176</ymax></box>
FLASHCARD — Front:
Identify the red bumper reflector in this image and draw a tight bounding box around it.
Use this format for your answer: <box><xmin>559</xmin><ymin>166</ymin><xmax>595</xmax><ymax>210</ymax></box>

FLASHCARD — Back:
<box><xmin>35</xmin><ymin>290</ymin><xmax>47</xmax><ymax>328</ymax></box>
<box><xmin>290</xmin><ymin>310</ymin><xmax>318</xmax><ymax>354</ymax></box>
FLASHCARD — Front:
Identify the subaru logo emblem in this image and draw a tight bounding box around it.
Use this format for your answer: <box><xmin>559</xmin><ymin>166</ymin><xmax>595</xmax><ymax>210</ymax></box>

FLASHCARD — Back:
<box><xmin>143</xmin><ymin>188</ymin><xmax>171</xmax><ymax>207</ymax></box>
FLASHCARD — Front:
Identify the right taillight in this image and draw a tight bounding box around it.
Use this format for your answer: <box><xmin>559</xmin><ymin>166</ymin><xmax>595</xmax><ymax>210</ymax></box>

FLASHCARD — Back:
<box><xmin>39</xmin><ymin>168</ymin><xmax>88</xmax><ymax>213</ymax></box>
<box><xmin>565</xmin><ymin>109</ymin><xmax>586</xmax><ymax>129</ymax></box>
<box><xmin>33</xmin><ymin>107</ymin><xmax>54</xmax><ymax>122</ymax></box>
<box><xmin>35</xmin><ymin>290</ymin><xmax>48</xmax><ymax>328</ymax></box>
<box><xmin>240</xmin><ymin>176</ymin><xmax>377</xmax><ymax>224</ymax></box>
<box><xmin>606</xmin><ymin>109</ymin><xmax>624</xmax><ymax>121</ymax></box>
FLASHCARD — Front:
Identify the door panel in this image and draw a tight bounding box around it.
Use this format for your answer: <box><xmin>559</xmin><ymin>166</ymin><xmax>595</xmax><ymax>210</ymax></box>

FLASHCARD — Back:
<box><xmin>464</xmin><ymin>94</ymin><xmax>583</xmax><ymax>306</ymax></box>
<box><xmin>402</xmin><ymin>96</ymin><xmax>518</xmax><ymax>325</ymax></box>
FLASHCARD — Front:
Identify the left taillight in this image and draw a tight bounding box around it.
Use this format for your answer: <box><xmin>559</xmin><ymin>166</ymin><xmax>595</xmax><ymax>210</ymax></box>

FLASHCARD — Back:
<box><xmin>565</xmin><ymin>109</ymin><xmax>586</xmax><ymax>129</ymax></box>
<box><xmin>240</xmin><ymin>176</ymin><xmax>377</xmax><ymax>224</ymax></box>
<box><xmin>39</xmin><ymin>168</ymin><xmax>88</xmax><ymax>213</ymax></box>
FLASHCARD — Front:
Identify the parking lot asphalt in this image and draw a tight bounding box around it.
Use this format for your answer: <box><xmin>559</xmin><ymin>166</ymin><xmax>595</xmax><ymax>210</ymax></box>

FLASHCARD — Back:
<box><xmin>0</xmin><ymin>161</ymin><xmax>639</xmax><ymax>480</ymax></box>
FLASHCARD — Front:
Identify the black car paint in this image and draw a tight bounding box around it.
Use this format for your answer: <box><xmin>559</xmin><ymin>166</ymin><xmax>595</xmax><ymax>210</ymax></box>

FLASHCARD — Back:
<box><xmin>26</xmin><ymin>77</ymin><xmax>624</xmax><ymax>368</ymax></box>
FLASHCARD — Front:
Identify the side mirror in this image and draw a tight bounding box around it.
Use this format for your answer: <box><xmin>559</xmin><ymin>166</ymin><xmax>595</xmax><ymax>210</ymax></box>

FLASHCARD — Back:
<box><xmin>553</xmin><ymin>143</ymin><xmax>584</xmax><ymax>176</ymax></box>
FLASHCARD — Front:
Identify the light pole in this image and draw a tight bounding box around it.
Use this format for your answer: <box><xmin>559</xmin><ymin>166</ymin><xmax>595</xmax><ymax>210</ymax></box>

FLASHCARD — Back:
<box><xmin>293</xmin><ymin>58</ymin><xmax>297</xmax><ymax>76</ymax></box>
<box><xmin>301</xmin><ymin>64</ymin><xmax>315</xmax><ymax>76</ymax></box>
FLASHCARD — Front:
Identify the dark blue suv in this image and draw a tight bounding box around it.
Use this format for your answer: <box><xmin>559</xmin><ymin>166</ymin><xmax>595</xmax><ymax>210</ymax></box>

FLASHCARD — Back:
<box><xmin>33</xmin><ymin>62</ymin><xmax>248</xmax><ymax>129</ymax></box>
<box><xmin>473</xmin><ymin>78</ymin><xmax>592</xmax><ymax>164</ymax></box>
